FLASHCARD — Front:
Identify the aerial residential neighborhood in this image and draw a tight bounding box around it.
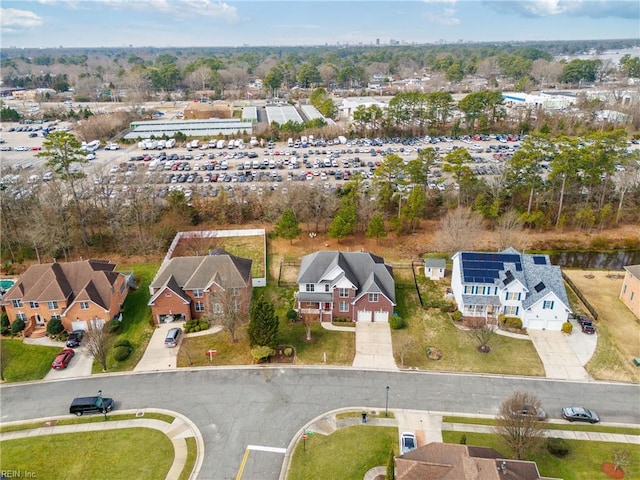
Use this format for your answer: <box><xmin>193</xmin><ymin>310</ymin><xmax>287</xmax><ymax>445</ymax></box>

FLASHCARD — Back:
<box><xmin>1</xmin><ymin>1</ymin><xmax>639</xmax><ymax>479</ymax></box>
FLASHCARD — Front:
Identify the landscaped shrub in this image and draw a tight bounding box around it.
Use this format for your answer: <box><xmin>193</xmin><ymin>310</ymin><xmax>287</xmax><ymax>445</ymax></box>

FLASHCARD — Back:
<box><xmin>105</xmin><ymin>319</ymin><xmax>121</xmax><ymax>333</ymax></box>
<box><xmin>286</xmin><ymin>309</ymin><xmax>298</xmax><ymax>322</ymax></box>
<box><xmin>46</xmin><ymin>318</ymin><xmax>65</xmax><ymax>336</ymax></box>
<box><xmin>562</xmin><ymin>321</ymin><xmax>573</xmax><ymax>334</ymax></box>
<box><xmin>114</xmin><ymin>339</ymin><xmax>132</xmax><ymax>349</ymax></box>
<box><xmin>1</xmin><ymin>313</ymin><xmax>12</xmax><ymax>335</ymax></box>
<box><xmin>504</xmin><ymin>317</ymin><xmax>523</xmax><ymax>329</ymax></box>
<box><xmin>113</xmin><ymin>345</ymin><xmax>131</xmax><ymax>362</ymax></box>
<box><xmin>250</xmin><ymin>346</ymin><xmax>275</xmax><ymax>363</ymax></box>
<box><xmin>440</xmin><ymin>302</ymin><xmax>455</xmax><ymax>313</ymax></box>
<box><xmin>185</xmin><ymin>319</ymin><xmax>210</xmax><ymax>334</ymax></box>
<box><xmin>389</xmin><ymin>316</ymin><xmax>406</xmax><ymax>330</ymax></box>
<box><xmin>547</xmin><ymin>437</ymin><xmax>570</xmax><ymax>457</ymax></box>
<box><xmin>333</xmin><ymin>317</ymin><xmax>352</xmax><ymax>323</ymax></box>
<box><xmin>284</xmin><ymin>347</ymin><xmax>293</xmax><ymax>357</ymax></box>
<box><xmin>10</xmin><ymin>318</ymin><xmax>25</xmax><ymax>335</ymax></box>
<box><xmin>452</xmin><ymin>310</ymin><xmax>463</xmax><ymax>321</ymax></box>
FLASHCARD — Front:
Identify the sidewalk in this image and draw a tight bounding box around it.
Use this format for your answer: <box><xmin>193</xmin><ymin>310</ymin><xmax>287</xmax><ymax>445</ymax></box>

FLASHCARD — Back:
<box><xmin>0</xmin><ymin>408</ymin><xmax>204</xmax><ymax>480</ymax></box>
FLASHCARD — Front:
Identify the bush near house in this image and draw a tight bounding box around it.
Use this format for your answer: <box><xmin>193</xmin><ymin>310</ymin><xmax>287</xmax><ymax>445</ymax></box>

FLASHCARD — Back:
<box><xmin>184</xmin><ymin>319</ymin><xmax>210</xmax><ymax>334</ymax></box>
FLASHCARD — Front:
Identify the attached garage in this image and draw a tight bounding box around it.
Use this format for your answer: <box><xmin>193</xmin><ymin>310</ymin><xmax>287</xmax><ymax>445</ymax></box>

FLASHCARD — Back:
<box><xmin>71</xmin><ymin>320</ymin><xmax>88</xmax><ymax>331</ymax></box>
<box><xmin>357</xmin><ymin>310</ymin><xmax>372</xmax><ymax>322</ymax></box>
<box><xmin>526</xmin><ymin>318</ymin><xmax>546</xmax><ymax>330</ymax></box>
<box><xmin>374</xmin><ymin>311</ymin><xmax>389</xmax><ymax>322</ymax></box>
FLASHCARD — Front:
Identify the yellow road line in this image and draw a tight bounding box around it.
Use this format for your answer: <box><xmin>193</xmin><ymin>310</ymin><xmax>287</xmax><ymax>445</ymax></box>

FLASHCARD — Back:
<box><xmin>235</xmin><ymin>448</ymin><xmax>250</xmax><ymax>480</ymax></box>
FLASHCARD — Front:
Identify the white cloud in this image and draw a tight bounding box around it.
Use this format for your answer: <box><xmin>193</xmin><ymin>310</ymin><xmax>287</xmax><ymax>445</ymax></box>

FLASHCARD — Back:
<box><xmin>423</xmin><ymin>4</ymin><xmax>460</xmax><ymax>25</ymax></box>
<box><xmin>37</xmin><ymin>0</ymin><xmax>240</xmax><ymax>21</ymax></box>
<box><xmin>0</xmin><ymin>8</ymin><xmax>44</xmax><ymax>32</ymax></box>
<box><xmin>484</xmin><ymin>0</ymin><xmax>639</xmax><ymax>19</ymax></box>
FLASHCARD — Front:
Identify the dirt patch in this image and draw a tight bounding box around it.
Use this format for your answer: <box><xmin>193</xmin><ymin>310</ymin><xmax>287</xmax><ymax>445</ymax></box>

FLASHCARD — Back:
<box><xmin>602</xmin><ymin>463</ymin><xmax>625</xmax><ymax>479</ymax></box>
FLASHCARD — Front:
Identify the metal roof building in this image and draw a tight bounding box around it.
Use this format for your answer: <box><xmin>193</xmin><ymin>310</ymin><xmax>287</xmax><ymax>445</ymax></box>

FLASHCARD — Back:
<box><xmin>300</xmin><ymin>104</ymin><xmax>336</xmax><ymax>125</ymax></box>
<box><xmin>124</xmin><ymin>119</ymin><xmax>253</xmax><ymax>139</ymax></box>
<box><xmin>242</xmin><ymin>106</ymin><xmax>258</xmax><ymax>123</ymax></box>
<box><xmin>265</xmin><ymin>105</ymin><xmax>303</xmax><ymax>125</ymax></box>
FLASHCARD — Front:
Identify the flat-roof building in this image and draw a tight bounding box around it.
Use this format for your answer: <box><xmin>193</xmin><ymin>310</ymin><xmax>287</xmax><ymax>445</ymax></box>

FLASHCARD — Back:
<box><xmin>124</xmin><ymin>119</ymin><xmax>253</xmax><ymax>139</ymax></box>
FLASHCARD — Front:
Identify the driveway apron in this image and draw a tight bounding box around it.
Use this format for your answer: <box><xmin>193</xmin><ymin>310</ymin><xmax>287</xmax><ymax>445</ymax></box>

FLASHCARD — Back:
<box><xmin>527</xmin><ymin>329</ymin><xmax>591</xmax><ymax>381</ymax></box>
<box><xmin>352</xmin><ymin>322</ymin><xmax>397</xmax><ymax>370</ymax></box>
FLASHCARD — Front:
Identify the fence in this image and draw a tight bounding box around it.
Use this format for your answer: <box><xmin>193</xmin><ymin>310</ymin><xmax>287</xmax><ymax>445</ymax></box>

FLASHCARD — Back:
<box><xmin>562</xmin><ymin>272</ymin><xmax>599</xmax><ymax>321</ymax></box>
<box><xmin>392</xmin><ymin>262</ymin><xmax>424</xmax><ymax>307</ymax></box>
<box><xmin>278</xmin><ymin>261</ymin><xmax>300</xmax><ymax>287</ymax></box>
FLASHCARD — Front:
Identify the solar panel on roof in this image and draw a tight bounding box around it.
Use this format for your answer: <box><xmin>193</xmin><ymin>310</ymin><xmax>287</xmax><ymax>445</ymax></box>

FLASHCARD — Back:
<box><xmin>533</xmin><ymin>256</ymin><xmax>547</xmax><ymax>265</ymax></box>
<box><xmin>534</xmin><ymin>281</ymin><xmax>545</xmax><ymax>292</ymax></box>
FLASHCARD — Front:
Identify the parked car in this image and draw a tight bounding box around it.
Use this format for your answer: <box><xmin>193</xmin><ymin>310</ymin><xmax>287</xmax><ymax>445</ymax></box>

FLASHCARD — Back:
<box><xmin>69</xmin><ymin>394</ymin><xmax>114</xmax><ymax>416</ymax></box>
<box><xmin>51</xmin><ymin>348</ymin><xmax>75</xmax><ymax>369</ymax></box>
<box><xmin>164</xmin><ymin>327</ymin><xmax>182</xmax><ymax>347</ymax></box>
<box><xmin>510</xmin><ymin>404</ymin><xmax>547</xmax><ymax>421</ymax></box>
<box><xmin>400</xmin><ymin>432</ymin><xmax>417</xmax><ymax>455</ymax></box>
<box><xmin>561</xmin><ymin>406</ymin><xmax>599</xmax><ymax>423</ymax></box>
<box><xmin>581</xmin><ymin>321</ymin><xmax>596</xmax><ymax>334</ymax></box>
<box><xmin>576</xmin><ymin>315</ymin><xmax>592</xmax><ymax>326</ymax></box>
<box><xmin>66</xmin><ymin>330</ymin><xmax>84</xmax><ymax>348</ymax></box>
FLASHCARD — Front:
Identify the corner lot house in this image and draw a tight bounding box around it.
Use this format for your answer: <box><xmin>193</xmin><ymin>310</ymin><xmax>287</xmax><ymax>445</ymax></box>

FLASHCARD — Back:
<box><xmin>148</xmin><ymin>248</ymin><xmax>252</xmax><ymax>325</ymax></box>
<box><xmin>451</xmin><ymin>248</ymin><xmax>571</xmax><ymax>331</ymax></box>
<box><xmin>620</xmin><ymin>265</ymin><xmax>640</xmax><ymax>319</ymax></box>
<box><xmin>296</xmin><ymin>251</ymin><xmax>395</xmax><ymax>322</ymax></box>
<box><xmin>396</xmin><ymin>442</ymin><xmax>559</xmax><ymax>480</ymax></box>
<box><xmin>1</xmin><ymin>260</ymin><xmax>129</xmax><ymax>335</ymax></box>
<box><xmin>424</xmin><ymin>258</ymin><xmax>446</xmax><ymax>280</ymax></box>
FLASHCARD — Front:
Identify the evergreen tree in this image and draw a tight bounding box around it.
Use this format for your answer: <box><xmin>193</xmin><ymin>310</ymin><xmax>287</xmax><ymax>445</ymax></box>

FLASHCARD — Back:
<box><xmin>366</xmin><ymin>214</ymin><xmax>387</xmax><ymax>243</ymax></box>
<box><xmin>274</xmin><ymin>209</ymin><xmax>301</xmax><ymax>244</ymax></box>
<box><xmin>248</xmin><ymin>296</ymin><xmax>279</xmax><ymax>347</ymax></box>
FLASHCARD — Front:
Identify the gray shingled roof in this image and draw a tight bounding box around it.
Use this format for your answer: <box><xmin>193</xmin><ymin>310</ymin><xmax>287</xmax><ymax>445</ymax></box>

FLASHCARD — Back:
<box><xmin>624</xmin><ymin>265</ymin><xmax>640</xmax><ymax>280</ymax></box>
<box><xmin>424</xmin><ymin>258</ymin><xmax>446</xmax><ymax>268</ymax></box>
<box><xmin>298</xmin><ymin>251</ymin><xmax>395</xmax><ymax>303</ymax></box>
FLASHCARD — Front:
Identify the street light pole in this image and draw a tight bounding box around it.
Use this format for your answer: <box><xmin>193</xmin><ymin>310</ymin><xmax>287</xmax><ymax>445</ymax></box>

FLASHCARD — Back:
<box><xmin>385</xmin><ymin>386</ymin><xmax>390</xmax><ymax>417</ymax></box>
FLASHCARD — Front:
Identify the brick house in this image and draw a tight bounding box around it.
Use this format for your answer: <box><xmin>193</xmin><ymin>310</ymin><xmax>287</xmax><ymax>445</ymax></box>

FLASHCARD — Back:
<box><xmin>296</xmin><ymin>251</ymin><xmax>395</xmax><ymax>322</ymax></box>
<box><xmin>1</xmin><ymin>260</ymin><xmax>129</xmax><ymax>335</ymax></box>
<box><xmin>620</xmin><ymin>265</ymin><xmax>640</xmax><ymax>319</ymax></box>
<box><xmin>148</xmin><ymin>248</ymin><xmax>252</xmax><ymax>325</ymax></box>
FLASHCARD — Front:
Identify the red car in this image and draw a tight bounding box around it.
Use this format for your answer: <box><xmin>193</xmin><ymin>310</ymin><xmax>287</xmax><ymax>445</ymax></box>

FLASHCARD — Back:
<box><xmin>52</xmin><ymin>348</ymin><xmax>75</xmax><ymax>369</ymax></box>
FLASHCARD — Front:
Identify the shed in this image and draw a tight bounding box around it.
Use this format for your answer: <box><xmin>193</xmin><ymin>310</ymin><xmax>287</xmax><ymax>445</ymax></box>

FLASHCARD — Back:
<box><xmin>424</xmin><ymin>258</ymin><xmax>446</xmax><ymax>280</ymax></box>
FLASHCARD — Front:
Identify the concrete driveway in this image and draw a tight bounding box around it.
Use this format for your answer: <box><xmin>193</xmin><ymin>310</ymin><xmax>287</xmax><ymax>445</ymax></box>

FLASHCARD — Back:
<box><xmin>352</xmin><ymin>322</ymin><xmax>397</xmax><ymax>370</ymax></box>
<box><xmin>133</xmin><ymin>322</ymin><xmax>184</xmax><ymax>372</ymax></box>
<box><xmin>527</xmin><ymin>318</ymin><xmax>596</xmax><ymax>381</ymax></box>
<box><xmin>23</xmin><ymin>337</ymin><xmax>94</xmax><ymax>380</ymax></box>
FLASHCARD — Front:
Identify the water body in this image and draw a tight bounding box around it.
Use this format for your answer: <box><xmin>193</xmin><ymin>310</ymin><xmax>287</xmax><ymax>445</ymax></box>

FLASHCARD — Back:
<box><xmin>548</xmin><ymin>250</ymin><xmax>640</xmax><ymax>270</ymax></box>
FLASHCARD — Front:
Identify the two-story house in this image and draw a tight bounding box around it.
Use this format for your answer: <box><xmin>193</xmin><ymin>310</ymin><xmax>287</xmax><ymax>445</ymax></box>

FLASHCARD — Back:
<box><xmin>296</xmin><ymin>251</ymin><xmax>395</xmax><ymax>322</ymax></box>
<box><xmin>1</xmin><ymin>259</ymin><xmax>129</xmax><ymax>335</ymax></box>
<box><xmin>148</xmin><ymin>248</ymin><xmax>252</xmax><ymax>325</ymax></box>
<box><xmin>451</xmin><ymin>247</ymin><xmax>571</xmax><ymax>331</ymax></box>
<box><xmin>620</xmin><ymin>265</ymin><xmax>640</xmax><ymax>319</ymax></box>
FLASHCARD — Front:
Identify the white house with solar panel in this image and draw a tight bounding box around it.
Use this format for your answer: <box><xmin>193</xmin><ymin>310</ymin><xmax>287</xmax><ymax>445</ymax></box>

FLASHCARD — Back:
<box><xmin>451</xmin><ymin>247</ymin><xmax>571</xmax><ymax>331</ymax></box>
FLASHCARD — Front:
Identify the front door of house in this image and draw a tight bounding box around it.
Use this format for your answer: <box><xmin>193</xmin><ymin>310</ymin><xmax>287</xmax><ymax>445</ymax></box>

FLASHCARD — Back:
<box><xmin>35</xmin><ymin>314</ymin><xmax>45</xmax><ymax>326</ymax></box>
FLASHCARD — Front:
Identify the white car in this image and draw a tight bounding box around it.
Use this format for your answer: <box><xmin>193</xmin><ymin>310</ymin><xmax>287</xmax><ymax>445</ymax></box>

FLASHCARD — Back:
<box><xmin>400</xmin><ymin>432</ymin><xmax>416</xmax><ymax>455</ymax></box>
<box><xmin>13</xmin><ymin>146</ymin><xmax>29</xmax><ymax>151</ymax></box>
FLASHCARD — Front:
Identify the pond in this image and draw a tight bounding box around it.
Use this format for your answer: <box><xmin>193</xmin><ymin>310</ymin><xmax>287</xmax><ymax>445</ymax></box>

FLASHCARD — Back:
<box><xmin>548</xmin><ymin>250</ymin><xmax>640</xmax><ymax>270</ymax></box>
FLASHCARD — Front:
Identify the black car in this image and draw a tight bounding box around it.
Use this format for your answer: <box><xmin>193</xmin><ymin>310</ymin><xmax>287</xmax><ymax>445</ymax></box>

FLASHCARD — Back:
<box><xmin>581</xmin><ymin>321</ymin><xmax>596</xmax><ymax>334</ymax></box>
<box><xmin>561</xmin><ymin>406</ymin><xmax>599</xmax><ymax>423</ymax></box>
<box><xmin>66</xmin><ymin>330</ymin><xmax>84</xmax><ymax>348</ymax></box>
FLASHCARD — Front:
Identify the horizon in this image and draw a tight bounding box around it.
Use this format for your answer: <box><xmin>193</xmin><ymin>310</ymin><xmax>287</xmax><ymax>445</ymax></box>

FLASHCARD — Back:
<box><xmin>2</xmin><ymin>1</ymin><xmax>639</xmax><ymax>49</ymax></box>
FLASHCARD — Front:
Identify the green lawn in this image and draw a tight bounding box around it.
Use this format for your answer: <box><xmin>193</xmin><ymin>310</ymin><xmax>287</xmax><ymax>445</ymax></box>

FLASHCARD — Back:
<box><xmin>0</xmin><ymin>428</ymin><xmax>174</xmax><ymax>479</ymax></box>
<box><xmin>93</xmin><ymin>262</ymin><xmax>159</xmax><ymax>373</ymax></box>
<box><xmin>442</xmin><ymin>431</ymin><xmax>640</xmax><ymax>480</ymax></box>
<box><xmin>0</xmin><ymin>338</ymin><xmax>60</xmax><ymax>382</ymax></box>
<box><xmin>0</xmin><ymin>412</ymin><xmax>174</xmax><ymax>433</ymax></box>
<box><xmin>287</xmin><ymin>426</ymin><xmax>397</xmax><ymax>480</ymax></box>
<box><xmin>392</xmin><ymin>284</ymin><xmax>545</xmax><ymax>376</ymax></box>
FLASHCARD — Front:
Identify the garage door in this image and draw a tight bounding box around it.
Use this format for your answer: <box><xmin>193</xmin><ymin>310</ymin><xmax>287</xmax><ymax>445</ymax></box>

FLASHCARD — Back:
<box><xmin>374</xmin><ymin>311</ymin><xmax>389</xmax><ymax>322</ymax></box>
<box><xmin>357</xmin><ymin>310</ymin><xmax>372</xmax><ymax>322</ymax></box>
<box><xmin>71</xmin><ymin>320</ymin><xmax>87</xmax><ymax>331</ymax></box>
<box><xmin>527</xmin><ymin>319</ymin><xmax>546</xmax><ymax>330</ymax></box>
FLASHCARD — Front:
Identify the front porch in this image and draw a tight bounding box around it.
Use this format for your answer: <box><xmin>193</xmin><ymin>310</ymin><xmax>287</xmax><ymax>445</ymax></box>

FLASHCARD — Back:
<box><xmin>297</xmin><ymin>301</ymin><xmax>333</xmax><ymax>322</ymax></box>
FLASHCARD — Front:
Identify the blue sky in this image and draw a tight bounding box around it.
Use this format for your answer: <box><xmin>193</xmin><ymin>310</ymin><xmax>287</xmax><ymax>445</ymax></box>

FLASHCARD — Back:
<box><xmin>1</xmin><ymin>1</ymin><xmax>639</xmax><ymax>48</ymax></box>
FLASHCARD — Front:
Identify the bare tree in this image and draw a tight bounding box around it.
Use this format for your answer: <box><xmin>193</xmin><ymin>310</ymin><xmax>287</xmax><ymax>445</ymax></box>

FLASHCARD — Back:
<box><xmin>495</xmin><ymin>391</ymin><xmax>547</xmax><ymax>459</ymax></box>
<box><xmin>496</xmin><ymin>209</ymin><xmax>525</xmax><ymax>251</ymax></box>
<box><xmin>396</xmin><ymin>335</ymin><xmax>416</xmax><ymax>367</ymax></box>
<box><xmin>432</xmin><ymin>207</ymin><xmax>483</xmax><ymax>252</ymax></box>
<box><xmin>84</xmin><ymin>320</ymin><xmax>112</xmax><ymax>371</ymax></box>
<box><xmin>466</xmin><ymin>318</ymin><xmax>496</xmax><ymax>353</ymax></box>
<box><xmin>208</xmin><ymin>277</ymin><xmax>251</xmax><ymax>343</ymax></box>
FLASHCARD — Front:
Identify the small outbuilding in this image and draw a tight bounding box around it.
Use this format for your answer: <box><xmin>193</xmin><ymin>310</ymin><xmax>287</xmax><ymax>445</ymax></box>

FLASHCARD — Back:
<box><xmin>424</xmin><ymin>258</ymin><xmax>446</xmax><ymax>280</ymax></box>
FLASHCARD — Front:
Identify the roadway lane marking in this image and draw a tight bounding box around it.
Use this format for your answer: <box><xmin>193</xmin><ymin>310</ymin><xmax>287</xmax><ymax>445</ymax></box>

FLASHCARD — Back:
<box><xmin>236</xmin><ymin>445</ymin><xmax>287</xmax><ymax>480</ymax></box>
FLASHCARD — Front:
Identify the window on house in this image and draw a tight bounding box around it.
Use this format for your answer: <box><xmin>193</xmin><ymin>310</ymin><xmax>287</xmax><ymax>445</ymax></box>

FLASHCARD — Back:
<box><xmin>51</xmin><ymin>314</ymin><xmax>61</xmax><ymax>321</ymax></box>
<box><xmin>120</xmin><ymin>282</ymin><xmax>126</xmax><ymax>294</ymax></box>
<box><xmin>305</xmin><ymin>284</ymin><xmax>315</xmax><ymax>292</ymax></box>
<box><xmin>339</xmin><ymin>301</ymin><xmax>349</xmax><ymax>312</ymax></box>
<box><xmin>232</xmin><ymin>288</ymin><xmax>240</xmax><ymax>297</ymax></box>
<box><xmin>12</xmin><ymin>299</ymin><xmax>23</xmax><ymax>308</ymax></box>
<box><xmin>29</xmin><ymin>301</ymin><xmax>39</xmax><ymax>309</ymax></box>
<box><xmin>193</xmin><ymin>289</ymin><xmax>204</xmax><ymax>298</ymax></box>
<box><xmin>368</xmin><ymin>293</ymin><xmax>379</xmax><ymax>302</ymax></box>
<box><xmin>213</xmin><ymin>303</ymin><xmax>223</xmax><ymax>314</ymax></box>
<box><xmin>80</xmin><ymin>302</ymin><xmax>89</xmax><ymax>310</ymax></box>
<box><xmin>506</xmin><ymin>292</ymin><xmax>520</xmax><ymax>301</ymax></box>
<box><xmin>48</xmin><ymin>301</ymin><xmax>58</xmax><ymax>310</ymax></box>
<box><xmin>339</xmin><ymin>288</ymin><xmax>349</xmax><ymax>298</ymax></box>
<box><xmin>542</xmin><ymin>300</ymin><xmax>554</xmax><ymax>309</ymax></box>
<box><xmin>16</xmin><ymin>313</ymin><xmax>27</xmax><ymax>321</ymax></box>
<box><xmin>324</xmin><ymin>284</ymin><xmax>330</xmax><ymax>292</ymax></box>
<box><xmin>631</xmin><ymin>292</ymin><xmax>635</xmax><ymax>301</ymax></box>
<box><xmin>504</xmin><ymin>306</ymin><xmax>519</xmax><ymax>315</ymax></box>
<box><xmin>195</xmin><ymin>301</ymin><xmax>205</xmax><ymax>312</ymax></box>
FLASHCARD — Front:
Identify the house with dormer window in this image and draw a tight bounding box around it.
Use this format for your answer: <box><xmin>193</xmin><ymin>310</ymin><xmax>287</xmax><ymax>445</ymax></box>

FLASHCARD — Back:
<box><xmin>451</xmin><ymin>247</ymin><xmax>571</xmax><ymax>331</ymax></box>
<box><xmin>296</xmin><ymin>251</ymin><xmax>395</xmax><ymax>322</ymax></box>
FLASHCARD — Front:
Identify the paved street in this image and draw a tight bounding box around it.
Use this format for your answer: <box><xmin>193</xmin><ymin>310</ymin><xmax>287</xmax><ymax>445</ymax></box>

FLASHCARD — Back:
<box><xmin>1</xmin><ymin>368</ymin><xmax>637</xmax><ymax>480</ymax></box>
